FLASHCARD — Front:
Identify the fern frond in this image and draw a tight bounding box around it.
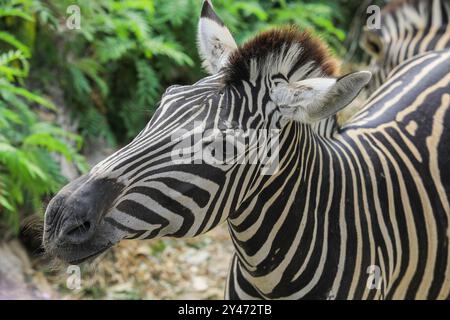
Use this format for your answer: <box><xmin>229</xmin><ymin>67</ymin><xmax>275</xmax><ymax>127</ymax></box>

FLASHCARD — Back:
<box><xmin>157</xmin><ymin>0</ymin><xmax>191</xmax><ymax>27</ymax></box>
<box><xmin>143</xmin><ymin>38</ymin><xmax>193</xmax><ymax>66</ymax></box>
<box><xmin>0</xmin><ymin>50</ymin><xmax>29</xmax><ymax>80</ymax></box>
<box><xmin>135</xmin><ymin>59</ymin><xmax>160</xmax><ymax>107</ymax></box>
<box><xmin>0</xmin><ymin>8</ymin><xmax>33</xmax><ymax>21</ymax></box>
<box><xmin>0</xmin><ymin>80</ymin><xmax>56</xmax><ymax>110</ymax></box>
<box><xmin>0</xmin><ymin>31</ymin><xmax>31</xmax><ymax>57</ymax></box>
<box><xmin>95</xmin><ymin>37</ymin><xmax>136</xmax><ymax>63</ymax></box>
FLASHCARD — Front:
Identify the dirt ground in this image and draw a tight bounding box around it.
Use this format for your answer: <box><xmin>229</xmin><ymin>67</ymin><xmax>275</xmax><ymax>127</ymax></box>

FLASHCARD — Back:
<box><xmin>27</xmin><ymin>224</ymin><xmax>234</xmax><ymax>300</ymax></box>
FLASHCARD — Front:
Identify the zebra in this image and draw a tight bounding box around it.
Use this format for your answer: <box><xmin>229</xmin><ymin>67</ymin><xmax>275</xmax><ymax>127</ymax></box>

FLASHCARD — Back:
<box><xmin>360</xmin><ymin>0</ymin><xmax>450</xmax><ymax>94</ymax></box>
<box><xmin>43</xmin><ymin>1</ymin><xmax>450</xmax><ymax>299</ymax></box>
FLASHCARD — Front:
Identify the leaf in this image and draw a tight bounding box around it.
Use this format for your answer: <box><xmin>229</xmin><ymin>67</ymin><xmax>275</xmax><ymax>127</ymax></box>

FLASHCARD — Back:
<box><xmin>18</xmin><ymin>155</ymin><xmax>48</xmax><ymax>181</ymax></box>
<box><xmin>68</xmin><ymin>65</ymin><xmax>92</xmax><ymax>96</ymax></box>
<box><xmin>111</xmin><ymin>0</ymin><xmax>155</xmax><ymax>14</ymax></box>
<box><xmin>0</xmin><ymin>107</ymin><xmax>22</xmax><ymax>125</ymax></box>
<box><xmin>23</xmin><ymin>132</ymin><xmax>74</xmax><ymax>161</ymax></box>
<box><xmin>311</xmin><ymin>16</ymin><xmax>346</xmax><ymax>41</ymax></box>
<box><xmin>96</xmin><ymin>37</ymin><xmax>136</xmax><ymax>63</ymax></box>
<box><xmin>124</xmin><ymin>11</ymin><xmax>151</xmax><ymax>42</ymax></box>
<box><xmin>71</xmin><ymin>58</ymin><xmax>109</xmax><ymax>97</ymax></box>
<box><xmin>143</xmin><ymin>38</ymin><xmax>193</xmax><ymax>66</ymax></box>
<box><xmin>230</xmin><ymin>2</ymin><xmax>269</xmax><ymax>21</ymax></box>
<box><xmin>31</xmin><ymin>122</ymin><xmax>83</xmax><ymax>149</ymax></box>
<box><xmin>0</xmin><ymin>50</ymin><xmax>29</xmax><ymax>79</ymax></box>
<box><xmin>0</xmin><ymin>31</ymin><xmax>31</xmax><ymax>57</ymax></box>
<box><xmin>0</xmin><ymin>8</ymin><xmax>33</xmax><ymax>21</ymax></box>
<box><xmin>135</xmin><ymin>59</ymin><xmax>160</xmax><ymax>106</ymax></box>
<box><xmin>0</xmin><ymin>195</ymin><xmax>15</xmax><ymax>212</ymax></box>
<box><xmin>0</xmin><ymin>82</ymin><xmax>56</xmax><ymax>110</ymax></box>
<box><xmin>157</xmin><ymin>0</ymin><xmax>191</xmax><ymax>27</ymax></box>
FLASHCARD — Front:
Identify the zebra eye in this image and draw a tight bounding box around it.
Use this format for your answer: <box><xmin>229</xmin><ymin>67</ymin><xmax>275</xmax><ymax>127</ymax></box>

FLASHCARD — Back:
<box><xmin>367</xmin><ymin>40</ymin><xmax>382</xmax><ymax>55</ymax></box>
<box><xmin>360</xmin><ymin>31</ymin><xmax>384</xmax><ymax>57</ymax></box>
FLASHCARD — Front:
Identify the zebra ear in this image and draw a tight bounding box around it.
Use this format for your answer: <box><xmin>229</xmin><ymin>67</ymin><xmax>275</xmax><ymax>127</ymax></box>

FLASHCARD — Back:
<box><xmin>197</xmin><ymin>0</ymin><xmax>237</xmax><ymax>74</ymax></box>
<box><xmin>270</xmin><ymin>71</ymin><xmax>372</xmax><ymax>123</ymax></box>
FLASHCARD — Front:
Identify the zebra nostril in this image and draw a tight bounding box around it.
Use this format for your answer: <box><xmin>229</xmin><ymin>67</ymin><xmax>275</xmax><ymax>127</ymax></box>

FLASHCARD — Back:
<box><xmin>61</xmin><ymin>219</ymin><xmax>94</xmax><ymax>244</ymax></box>
<box><xmin>66</xmin><ymin>221</ymin><xmax>91</xmax><ymax>237</ymax></box>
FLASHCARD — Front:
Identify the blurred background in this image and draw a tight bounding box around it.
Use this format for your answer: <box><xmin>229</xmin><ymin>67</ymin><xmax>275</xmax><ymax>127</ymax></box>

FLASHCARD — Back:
<box><xmin>0</xmin><ymin>0</ymin><xmax>384</xmax><ymax>299</ymax></box>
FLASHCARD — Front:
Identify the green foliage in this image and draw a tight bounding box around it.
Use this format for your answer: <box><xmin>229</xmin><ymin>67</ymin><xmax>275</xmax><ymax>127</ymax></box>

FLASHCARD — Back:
<box><xmin>27</xmin><ymin>0</ymin><xmax>353</xmax><ymax>145</ymax></box>
<box><xmin>0</xmin><ymin>0</ymin><xmax>86</xmax><ymax>234</ymax></box>
<box><xmin>213</xmin><ymin>0</ymin><xmax>347</xmax><ymax>54</ymax></box>
<box><xmin>31</xmin><ymin>0</ymin><xmax>197</xmax><ymax>143</ymax></box>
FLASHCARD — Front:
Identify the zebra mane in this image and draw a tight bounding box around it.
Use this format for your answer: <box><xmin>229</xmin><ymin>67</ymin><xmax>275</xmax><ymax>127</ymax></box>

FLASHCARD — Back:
<box><xmin>223</xmin><ymin>26</ymin><xmax>338</xmax><ymax>85</ymax></box>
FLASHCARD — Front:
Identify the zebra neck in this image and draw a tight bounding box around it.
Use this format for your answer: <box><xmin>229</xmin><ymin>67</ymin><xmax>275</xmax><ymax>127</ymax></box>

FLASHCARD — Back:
<box><xmin>227</xmin><ymin>121</ymin><xmax>342</xmax><ymax>298</ymax></box>
<box><xmin>310</xmin><ymin>115</ymin><xmax>338</xmax><ymax>137</ymax></box>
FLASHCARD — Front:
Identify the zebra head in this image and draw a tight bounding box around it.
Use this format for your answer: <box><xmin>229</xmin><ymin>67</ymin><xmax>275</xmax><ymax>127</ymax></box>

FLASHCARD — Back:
<box><xmin>360</xmin><ymin>0</ymin><xmax>450</xmax><ymax>94</ymax></box>
<box><xmin>43</xmin><ymin>0</ymin><xmax>371</xmax><ymax>264</ymax></box>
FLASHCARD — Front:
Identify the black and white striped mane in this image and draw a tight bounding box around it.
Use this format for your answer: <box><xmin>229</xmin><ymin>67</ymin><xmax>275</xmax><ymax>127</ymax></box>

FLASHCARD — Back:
<box><xmin>223</xmin><ymin>27</ymin><xmax>339</xmax><ymax>85</ymax></box>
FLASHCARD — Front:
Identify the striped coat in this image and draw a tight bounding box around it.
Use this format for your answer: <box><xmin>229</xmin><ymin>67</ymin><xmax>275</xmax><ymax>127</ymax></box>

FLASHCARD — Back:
<box><xmin>361</xmin><ymin>0</ymin><xmax>450</xmax><ymax>94</ymax></box>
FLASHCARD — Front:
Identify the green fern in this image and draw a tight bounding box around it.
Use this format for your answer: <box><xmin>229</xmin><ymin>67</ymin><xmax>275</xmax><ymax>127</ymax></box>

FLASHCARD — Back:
<box><xmin>135</xmin><ymin>59</ymin><xmax>160</xmax><ymax>108</ymax></box>
<box><xmin>96</xmin><ymin>37</ymin><xmax>136</xmax><ymax>63</ymax></box>
<box><xmin>0</xmin><ymin>31</ymin><xmax>31</xmax><ymax>57</ymax></box>
<box><xmin>0</xmin><ymin>50</ymin><xmax>29</xmax><ymax>79</ymax></box>
<box><xmin>143</xmin><ymin>38</ymin><xmax>193</xmax><ymax>66</ymax></box>
<box><xmin>157</xmin><ymin>0</ymin><xmax>192</xmax><ymax>27</ymax></box>
<box><xmin>0</xmin><ymin>0</ymin><xmax>86</xmax><ymax>234</ymax></box>
<box><xmin>0</xmin><ymin>8</ymin><xmax>33</xmax><ymax>21</ymax></box>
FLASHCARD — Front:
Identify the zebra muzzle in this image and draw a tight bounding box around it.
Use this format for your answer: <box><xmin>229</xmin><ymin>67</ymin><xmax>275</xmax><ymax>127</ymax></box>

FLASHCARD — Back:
<box><xmin>43</xmin><ymin>175</ymin><xmax>125</xmax><ymax>263</ymax></box>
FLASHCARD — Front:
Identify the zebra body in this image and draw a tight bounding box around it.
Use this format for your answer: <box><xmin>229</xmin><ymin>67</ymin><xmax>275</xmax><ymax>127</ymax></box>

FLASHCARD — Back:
<box><xmin>361</xmin><ymin>0</ymin><xmax>450</xmax><ymax>94</ymax></box>
<box><xmin>43</xmin><ymin>1</ymin><xmax>450</xmax><ymax>300</ymax></box>
<box><xmin>227</xmin><ymin>49</ymin><xmax>450</xmax><ymax>299</ymax></box>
